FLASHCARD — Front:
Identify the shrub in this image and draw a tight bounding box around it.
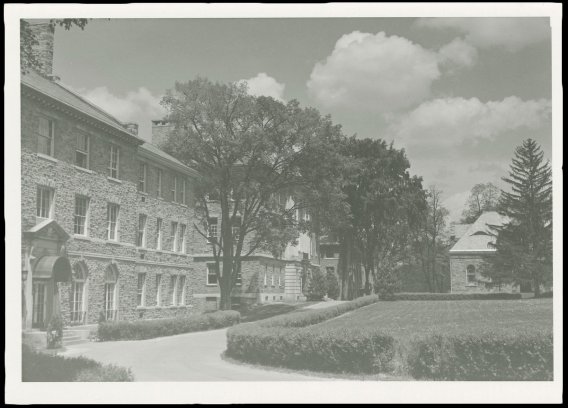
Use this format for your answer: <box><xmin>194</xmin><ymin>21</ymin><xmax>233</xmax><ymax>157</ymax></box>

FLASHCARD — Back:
<box><xmin>98</xmin><ymin>310</ymin><xmax>240</xmax><ymax>341</ymax></box>
<box><xmin>306</xmin><ymin>268</ymin><xmax>327</xmax><ymax>301</ymax></box>
<box><xmin>374</xmin><ymin>267</ymin><xmax>401</xmax><ymax>301</ymax></box>
<box><xmin>46</xmin><ymin>315</ymin><xmax>64</xmax><ymax>349</ymax></box>
<box><xmin>22</xmin><ymin>345</ymin><xmax>133</xmax><ymax>382</ymax></box>
<box><xmin>393</xmin><ymin>292</ymin><xmax>522</xmax><ymax>301</ymax></box>
<box><xmin>325</xmin><ymin>269</ymin><xmax>340</xmax><ymax>300</ymax></box>
<box><xmin>404</xmin><ymin>329</ymin><xmax>553</xmax><ymax>380</ymax></box>
<box><xmin>536</xmin><ymin>291</ymin><xmax>553</xmax><ymax>298</ymax></box>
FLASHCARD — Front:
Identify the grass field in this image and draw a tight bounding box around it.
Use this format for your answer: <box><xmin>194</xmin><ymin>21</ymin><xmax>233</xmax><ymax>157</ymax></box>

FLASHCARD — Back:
<box><xmin>314</xmin><ymin>298</ymin><xmax>553</xmax><ymax>335</ymax></box>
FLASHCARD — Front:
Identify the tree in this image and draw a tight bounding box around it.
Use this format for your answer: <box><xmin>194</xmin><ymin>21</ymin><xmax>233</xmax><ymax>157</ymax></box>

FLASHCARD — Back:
<box><xmin>305</xmin><ymin>268</ymin><xmax>327</xmax><ymax>301</ymax></box>
<box><xmin>411</xmin><ymin>186</ymin><xmax>450</xmax><ymax>292</ymax></box>
<box><xmin>461</xmin><ymin>182</ymin><xmax>501</xmax><ymax>223</ymax></box>
<box><xmin>21</xmin><ymin>19</ymin><xmax>89</xmax><ymax>74</ymax></box>
<box><xmin>483</xmin><ymin>139</ymin><xmax>552</xmax><ymax>295</ymax></box>
<box><xmin>160</xmin><ymin>77</ymin><xmax>342</xmax><ymax>309</ymax></box>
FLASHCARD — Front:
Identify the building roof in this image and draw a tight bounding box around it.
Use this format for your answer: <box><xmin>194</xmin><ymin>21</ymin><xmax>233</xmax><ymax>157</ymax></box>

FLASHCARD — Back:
<box><xmin>449</xmin><ymin>211</ymin><xmax>509</xmax><ymax>253</ymax></box>
<box><xmin>451</xmin><ymin>223</ymin><xmax>472</xmax><ymax>240</ymax></box>
<box><xmin>138</xmin><ymin>142</ymin><xmax>199</xmax><ymax>178</ymax></box>
<box><xmin>21</xmin><ymin>70</ymin><xmax>145</xmax><ymax>143</ymax></box>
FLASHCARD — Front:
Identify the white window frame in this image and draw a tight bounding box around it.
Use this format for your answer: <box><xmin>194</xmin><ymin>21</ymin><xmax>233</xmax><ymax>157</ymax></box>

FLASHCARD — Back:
<box><xmin>107</xmin><ymin>203</ymin><xmax>120</xmax><ymax>241</ymax></box>
<box><xmin>36</xmin><ymin>186</ymin><xmax>54</xmax><ymax>220</ymax></box>
<box><xmin>75</xmin><ymin>132</ymin><xmax>90</xmax><ymax>169</ymax></box>
<box><xmin>137</xmin><ymin>273</ymin><xmax>146</xmax><ymax>307</ymax></box>
<box><xmin>156</xmin><ymin>218</ymin><xmax>163</xmax><ymax>250</ymax></box>
<box><xmin>171</xmin><ymin>275</ymin><xmax>178</xmax><ymax>306</ymax></box>
<box><xmin>466</xmin><ymin>265</ymin><xmax>477</xmax><ymax>286</ymax></box>
<box><xmin>177</xmin><ymin>275</ymin><xmax>186</xmax><ymax>305</ymax></box>
<box><xmin>37</xmin><ymin>116</ymin><xmax>55</xmax><ymax>157</ymax></box>
<box><xmin>137</xmin><ymin>214</ymin><xmax>147</xmax><ymax>247</ymax></box>
<box><xmin>179</xmin><ymin>223</ymin><xmax>187</xmax><ymax>253</ymax></box>
<box><xmin>172</xmin><ymin>176</ymin><xmax>178</xmax><ymax>202</ymax></box>
<box><xmin>208</xmin><ymin>217</ymin><xmax>218</xmax><ymax>242</ymax></box>
<box><xmin>155</xmin><ymin>274</ymin><xmax>162</xmax><ymax>306</ymax></box>
<box><xmin>73</xmin><ymin>195</ymin><xmax>90</xmax><ymax>236</ymax></box>
<box><xmin>109</xmin><ymin>145</ymin><xmax>120</xmax><ymax>179</ymax></box>
<box><xmin>138</xmin><ymin>162</ymin><xmax>147</xmax><ymax>192</ymax></box>
<box><xmin>180</xmin><ymin>179</ymin><xmax>186</xmax><ymax>204</ymax></box>
<box><xmin>171</xmin><ymin>222</ymin><xmax>178</xmax><ymax>252</ymax></box>
<box><xmin>207</xmin><ymin>264</ymin><xmax>218</xmax><ymax>286</ymax></box>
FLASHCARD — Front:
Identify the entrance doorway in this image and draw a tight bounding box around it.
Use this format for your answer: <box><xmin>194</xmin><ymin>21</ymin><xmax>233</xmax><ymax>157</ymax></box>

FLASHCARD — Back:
<box><xmin>32</xmin><ymin>281</ymin><xmax>48</xmax><ymax>329</ymax></box>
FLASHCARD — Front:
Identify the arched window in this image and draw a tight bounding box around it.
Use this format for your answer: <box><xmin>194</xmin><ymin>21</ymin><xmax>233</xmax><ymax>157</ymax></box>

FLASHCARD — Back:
<box><xmin>104</xmin><ymin>264</ymin><xmax>119</xmax><ymax>320</ymax></box>
<box><xmin>466</xmin><ymin>265</ymin><xmax>477</xmax><ymax>286</ymax></box>
<box><xmin>70</xmin><ymin>262</ymin><xmax>88</xmax><ymax>324</ymax></box>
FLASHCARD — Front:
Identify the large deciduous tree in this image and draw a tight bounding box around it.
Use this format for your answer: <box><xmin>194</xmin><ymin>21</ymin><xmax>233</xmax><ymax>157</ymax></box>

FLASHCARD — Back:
<box><xmin>160</xmin><ymin>77</ymin><xmax>342</xmax><ymax>309</ymax></box>
<box><xmin>461</xmin><ymin>182</ymin><xmax>501</xmax><ymax>223</ymax></box>
<box><xmin>483</xmin><ymin>139</ymin><xmax>552</xmax><ymax>295</ymax></box>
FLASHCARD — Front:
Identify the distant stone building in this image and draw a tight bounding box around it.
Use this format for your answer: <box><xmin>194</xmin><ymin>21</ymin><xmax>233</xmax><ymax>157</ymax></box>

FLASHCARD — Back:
<box><xmin>21</xmin><ymin>21</ymin><xmax>313</xmax><ymax>331</ymax></box>
<box><xmin>449</xmin><ymin>211</ymin><xmax>517</xmax><ymax>293</ymax></box>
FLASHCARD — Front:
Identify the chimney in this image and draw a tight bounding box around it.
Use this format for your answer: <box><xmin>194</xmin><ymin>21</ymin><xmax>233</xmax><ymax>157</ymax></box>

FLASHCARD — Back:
<box><xmin>151</xmin><ymin>120</ymin><xmax>174</xmax><ymax>148</ymax></box>
<box><xmin>26</xmin><ymin>19</ymin><xmax>55</xmax><ymax>78</ymax></box>
<box><xmin>125</xmin><ymin>122</ymin><xmax>139</xmax><ymax>136</ymax></box>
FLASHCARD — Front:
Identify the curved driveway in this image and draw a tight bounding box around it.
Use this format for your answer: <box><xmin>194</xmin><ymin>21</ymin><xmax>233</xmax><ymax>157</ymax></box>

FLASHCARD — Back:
<box><xmin>60</xmin><ymin>327</ymin><xmax>329</xmax><ymax>381</ymax></box>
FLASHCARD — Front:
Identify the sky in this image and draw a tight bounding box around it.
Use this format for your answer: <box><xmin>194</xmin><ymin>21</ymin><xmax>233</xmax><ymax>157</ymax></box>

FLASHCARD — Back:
<box><xmin>51</xmin><ymin>17</ymin><xmax>552</xmax><ymax>222</ymax></box>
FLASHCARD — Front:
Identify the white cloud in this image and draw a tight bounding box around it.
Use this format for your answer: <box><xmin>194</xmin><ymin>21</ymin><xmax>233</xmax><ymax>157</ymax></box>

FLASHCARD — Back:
<box><xmin>389</xmin><ymin>96</ymin><xmax>551</xmax><ymax>147</ymax></box>
<box><xmin>63</xmin><ymin>84</ymin><xmax>166</xmax><ymax>142</ymax></box>
<box><xmin>443</xmin><ymin>191</ymin><xmax>471</xmax><ymax>224</ymax></box>
<box><xmin>307</xmin><ymin>31</ymin><xmax>441</xmax><ymax>113</ymax></box>
<box><xmin>416</xmin><ymin>17</ymin><xmax>550</xmax><ymax>52</ymax></box>
<box><xmin>239</xmin><ymin>72</ymin><xmax>285</xmax><ymax>101</ymax></box>
<box><xmin>438</xmin><ymin>37</ymin><xmax>478</xmax><ymax>69</ymax></box>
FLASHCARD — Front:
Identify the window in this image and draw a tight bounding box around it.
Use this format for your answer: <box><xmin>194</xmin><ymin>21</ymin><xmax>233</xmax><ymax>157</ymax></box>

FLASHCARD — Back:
<box><xmin>155</xmin><ymin>274</ymin><xmax>162</xmax><ymax>306</ymax></box>
<box><xmin>170</xmin><ymin>275</ymin><xmax>178</xmax><ymax>305</ymax></box>
<box><xmin>177</xmin><ymin>275</ymin><xmax>186</xmax><ymax>305</ymax></box>
<box><xmin>138</xmin><ymin>163</ymin><xmax>147</xmax><ymax>192</ymax></box>
<box><xmin>180</xmin><ymin>179</ymin><xmax>186</xmax><ymax>204</ymax></box>
<box><xmin>137</xmin><ymin>214</ymin><xmax>147</xmax><ymax>247</ymax></box>
<box><xmin>263</xmin><ymin>266</ymin><xmax>268</xmax><ymax>287</ymax></box>
<box><xmin>278</xmin><ymin>274</ymin><xmax>282</xmax><ymax>287</ymax></box>
<box><xmin>74</xmin><ymin>132</ymin><xmax>90</xmax><ymax>168</ymax></box>
<box><xmin>74</xmin><ymin>195</ymin><xmax>89</xmax><ymax>235</ymax></box>
<box><xmin>271</xmin><ymin>274</ymin><xmax>275</xmax><ymax>287</ymax></box>
<box><xmin>466</xmin><ymin>265</ymin><xmax>477</xmax><ymax>286</ymax></box>
<box><xmin>232</xmin><ymin>217</ymin><xmax>241</xmax><ymax>242</ymax></box>
<box><xmin>171</xmin><ymin>176</ymin><xmax>178</xmax><ymax>202</ymax></box>
<box><xmin>207</xmin><ymin>264</ymin><xmax>218</xmax><ymax>285</ymax></box>
<box><xmin>137</xmin><ymin>273</ymin><xmax>146</xmax><ymax>306</ymax></box>
<box><xmin>36</xmin><ymin>186</ymin><xmax>54</xmax><ymax>219</ymax></box>
<box><xmin>171</xmin><ymin>222</ymin><xmax>178</xmax><ymax>251</ymax></box>
<box><xmin>104</xmin><ymin>266</ymin><xmax>118</xmax><ymax>320</ymax></box>
<box><xmin>179</xmin><ymin>224</ymin><xmax>186</xmax><ymax>253</ymax></box>
<box><xmin>107</xmin><ymin>203</ymin><xmax>120</xmax><ymax>241</ymax></box>
<box><xmin>156</xmin><ymin>169</ymin><xmax>163</xmax><ymax>198</ymax></box>
<box><xmin>156</xmin><ymin>218</ymin><xmax>163</xmax><ymax>250</ymax></box>
<box><xmin>37</xmin><ymin>116</ymin><xmax>54</xmax><ymax>156</ymax></box>
<box><xmin>208</xmin><ymin>217</ymin><xmax>218</xmax><ymax>242</ymax></box>
<box><xmin>323</xmin><ymin>248</ymin><xmax>339</xmax><ymax>259</ymax></box>
<box><xmin>70</xmin><ymin>264</ymin><xmax>87</xmax><ymax>324</ymax></box>
<box><xmin>109</xmin><ymin>145</ymin><xmax>120</xmax><ymax>179</ymax></box>
<box><xmin>235</xmin><ymin>269</ymin><xmax>242</xmax><ymax>286</ymax></box>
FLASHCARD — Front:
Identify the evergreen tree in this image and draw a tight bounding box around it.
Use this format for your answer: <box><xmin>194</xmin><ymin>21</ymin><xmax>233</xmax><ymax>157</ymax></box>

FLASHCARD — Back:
<box><xmin>325</xmin><ymin>268</ymin><xmax>340</xmax><ymax>300</ymax></box>
<box><xmin>306</xmin><ymin>268</ymin><xmax>328</xmax><ymax>301</ymax></box>
<box><xmin>483</xmin><ymin>139</ymin><xmax>552</xmax><ymax>295</ymax></box>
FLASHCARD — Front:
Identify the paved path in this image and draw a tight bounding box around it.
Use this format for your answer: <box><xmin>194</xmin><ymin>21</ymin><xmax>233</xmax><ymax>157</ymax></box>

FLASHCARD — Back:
<box><xmin>59</xmin><ymin>328</ymin><xmax>328</xmax><ymax>381</ymax></box>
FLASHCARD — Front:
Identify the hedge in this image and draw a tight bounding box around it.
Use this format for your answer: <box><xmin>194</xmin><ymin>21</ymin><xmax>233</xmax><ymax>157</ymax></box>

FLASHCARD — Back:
<box><xmin>98</xmin><ymin>310</ymin><xmax>240</xmax><ymax>341</ymax></box>
<box><xmin>392</xmin><ymin>292</ymin><xmax>522</xmax><ymax>301</ymax></box>
<box><xmin>22</xmin><ymin>345</ymin><xmax>134</xmax><ymax>382</ymax></box>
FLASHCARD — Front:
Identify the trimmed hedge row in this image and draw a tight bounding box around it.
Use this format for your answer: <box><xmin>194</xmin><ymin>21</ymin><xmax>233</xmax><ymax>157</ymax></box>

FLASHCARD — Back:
<box><xmin>22</xmin><ymin>345</ymin><xmax>134</xmax><ymax>382</ymax></box>
<box><xmin>259</xmin><ymin>295</ymin><xmax>379</xmax><ymax>328</ymax></box>
<box><xmin>392</xmin><ymin>292</ymin><xmax>522</xmax><ymax>301</ymax></box>
<box><xmin>98</xmin><ymin>310</ymin><xmax>240</xmax><ymax>341</ymax></box>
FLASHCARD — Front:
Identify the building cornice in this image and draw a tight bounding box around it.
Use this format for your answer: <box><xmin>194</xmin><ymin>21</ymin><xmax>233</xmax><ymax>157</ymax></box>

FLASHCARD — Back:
<box><xmin>137</xmin><ymin>145</ymin><xmax>200</xmax><ymax>179</ymax></box>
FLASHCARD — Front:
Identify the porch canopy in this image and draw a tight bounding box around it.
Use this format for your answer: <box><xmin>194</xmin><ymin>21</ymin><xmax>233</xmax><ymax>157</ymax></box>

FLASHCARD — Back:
<box><xmin>34</xmin><ymin>256</ymin><xmax>72</xmax><ymax>282</ymax></box>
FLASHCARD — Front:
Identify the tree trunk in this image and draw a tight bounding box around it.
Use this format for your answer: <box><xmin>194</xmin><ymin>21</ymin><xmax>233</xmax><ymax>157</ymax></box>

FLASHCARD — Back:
<box><xmin>533</xmin><ymin>278</ymin><xmax>541</xmax><ymax>297</ymax></box>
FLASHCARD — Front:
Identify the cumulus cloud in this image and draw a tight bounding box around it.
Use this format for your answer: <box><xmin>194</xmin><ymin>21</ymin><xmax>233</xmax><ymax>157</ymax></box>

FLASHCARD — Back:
<box><xmin>416</xmin><ymin>17</ymin><xmax>550</xmax><ymax>52</ymax></box>
<box><xmin>438</xmin><ymin>37</ymin><xmax>478</xmax><ymax>69</ymax></box>
<box><xmin>389</xmin><ymin>96</ymin><xmax>551</xmax><ymax>147</ymax></box>
<box><xmin>239</xmin><ymin>72</ymin><xmax>285</xmax><ymax>101</ymax></box>
<box><xmin>307</xmin><ymin>31</ymin><xmax>441</xmax><ymax>113</ymax></box>
<box><xmin>63</xmin><ymin>84</ymin><xmax>166</xmax><ymax>142</ymax></box>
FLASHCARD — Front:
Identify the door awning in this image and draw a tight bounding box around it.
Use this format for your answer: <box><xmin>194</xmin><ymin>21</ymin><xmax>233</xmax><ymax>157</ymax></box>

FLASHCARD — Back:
<box><xmin>33</xmin><ymin>256</ymin><xmax>72</xmax><ymax>282</ymax></box>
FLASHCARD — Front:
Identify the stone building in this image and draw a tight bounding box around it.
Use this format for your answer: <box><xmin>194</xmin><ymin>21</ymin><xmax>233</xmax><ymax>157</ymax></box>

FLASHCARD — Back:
<box><xmin>448</xmin><ymin>211</ymin><xmax>517</xmax><ymax>293</ymax></box>
<box><xmin>21</xmin><ymin>20</ymin><xmax>311</xmax><ymax>331</ymax></box>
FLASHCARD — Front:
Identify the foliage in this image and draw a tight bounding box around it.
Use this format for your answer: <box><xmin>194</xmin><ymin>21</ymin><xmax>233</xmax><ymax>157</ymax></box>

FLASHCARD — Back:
<box><xmin>46</xmin><ymin>315</ymin><xmax>63</xmax><ymax>349</ymax></box>
<box><xmin>392</xmin><ymin>292</ymin><xmax>522</xmax><ymax>301</ymax></box>
<box><xmin>20</xmin><ymin>19</ymin><xmax>89</xmax><ymax>74</ymax></box>
<box><xmin>97</xmin><ymin>311</ymin><xmax>240</xmax><ymax>341</ymax></box>
<box><xmin>22</xmin><ymin>344</ymin><xmax>133</xmax><ymax>382</ymax></box>
<box><xmin>325</xmin><ymin>268</ymin><xmax>340</xmax><ymax>300</ymax></box>
<box><xmin>160</xmin><ymin>77</ymin><xmax>343</xmax><ymax>309</ymax></box>
<box><xmin>305</xmin><ymin>268</ymin><xmax>328</xmax><ymax>301</ymax></box>
<box><xmin>405</xmin><ymin>329</ymin><xmax>553</xmax><ymax>380</ymax></box>
<box><xmin>373</xmin><ymin>265</ymin><xmax>401</xmax><ymax>300</ymax></box>
<box><xmin>461</xmin><ymin>182</ymin><xmax>501</xmax><ymax>223</ymax></box>
<box><xmin>484</xmin><ymin>139</ymin><xmax>553</xmax><ymax>295</ymax></box>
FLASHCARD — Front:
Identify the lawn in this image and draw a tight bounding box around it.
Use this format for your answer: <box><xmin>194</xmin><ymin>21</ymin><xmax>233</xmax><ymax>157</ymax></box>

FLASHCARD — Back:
<box><xmin>314</xmin><ymin>298</ymin><xmax>553</xmax><ymax>336</ymax></box>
